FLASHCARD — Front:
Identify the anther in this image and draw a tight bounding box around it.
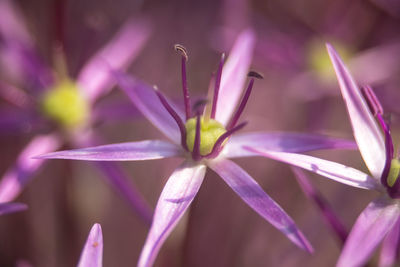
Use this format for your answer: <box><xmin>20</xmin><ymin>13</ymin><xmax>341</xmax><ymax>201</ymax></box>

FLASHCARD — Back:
<box><xmin>174</xmin><ymin>44</ymin><xmax>188</xmax><ymax>61</ymax></box>
<box><xmin>248</xmin><ymin>71</ymin><xmax>264</xmax><ymax>79</ymax></box>
<box><xmin>193</xmin><ymin>99</ymin><xmax>209</xmax><ymax>114</ymax></box>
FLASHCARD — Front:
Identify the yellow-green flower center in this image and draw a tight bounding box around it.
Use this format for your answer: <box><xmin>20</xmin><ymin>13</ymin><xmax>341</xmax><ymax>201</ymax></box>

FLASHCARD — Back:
<box><xmin>185</xmin><ymin>117</ymin><xmax>226</xmax><ymax>156</ymax></box>
<box><xmin>387</xmin><ymin>159</ymin><xmax>400</xmax><ymax>187</ymax></box>
<box><xmin>307</xmin><ymin>40</ymin><xmax>351</xmax><ymax>81</ymax></box>
<box><xmin>41</xmin><ymin>80</ymin><xmax>89</xmax><ymax>129</ymax></box>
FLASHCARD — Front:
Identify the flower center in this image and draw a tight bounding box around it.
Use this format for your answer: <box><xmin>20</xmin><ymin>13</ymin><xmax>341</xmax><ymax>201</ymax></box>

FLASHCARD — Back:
<box><xmin>41</xmin><ymin>80</ymin><xmax>89</xmax><ymax>129</ymax></box>
<box><xmin>185</xmin><ymin>117</ymin><xmax>226</xmax><ymax>156</ymax></box>
<box><xmin>308</xmin><ymin>39</ymin><xmax>351</xmax><ymax>81</ymax></box>
<box><xmin>387</xmin><ymin>159</ymin><xmax>400</xmax><ymax>187</ymax></box>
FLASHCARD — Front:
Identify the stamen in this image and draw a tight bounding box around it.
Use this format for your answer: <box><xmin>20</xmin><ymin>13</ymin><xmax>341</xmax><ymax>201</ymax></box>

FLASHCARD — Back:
<box><xmin>192</xmin><ymin>112</ymin><xmax>202</xmax><ymax>161</ymax></box>
<box><xmin>361</xmin><ymin>86</ymin><xmax>383</xmax><ymax>116</ymax></box>
<box><xmin>227</xmin><ymin>78</ymin><xmax>253</xmax><ymax>130</ymax></box>
<box><xmin>154</xmin><ymin>86</ymin><xmax>188</xmax><ymax>150</ymax></box>
<box><xmin>0</xmin><ymin>81</ymin><xmax>32</xmax><ymax>108</ymax></box>
<box><xmin>376</xmin><ymin>112</ymin><xmax>396</xmax><ymax>191</ymax></box>
<box><xmin>227</xmin><ymin>71</ymin><xmax>263</xmax><ymax>130</ymax></box>
<box><xmin>174</xmin><ymin>44</ymin><xmax>191</xmax><ymax>119</ymax></box>
<box><xmin>206</xmin><ymin>121</ymin><xmax>248</xmax><ymax>158</ymax></box>
<box><xmin>203</xmin><ymin>73</ymin><xmax>215</xmax><ymax>122</ymax></box>
<box><xmin>53</xmin><ymin>43</ymin><xmax>69</xmax><ymax>80</ymax></box>
<box><xmin>210</xmin><ymin>53</ymin><xmax>225</xmax><ymax>119</ymax></box>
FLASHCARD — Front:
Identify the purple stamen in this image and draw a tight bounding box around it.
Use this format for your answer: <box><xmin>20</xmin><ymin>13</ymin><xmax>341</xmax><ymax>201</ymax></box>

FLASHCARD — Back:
<box><xmin>192</xmin><ymin>112</ymin><xmax>202</xmax><ymax>161</ymax></box>
<box><xmin>391</xmin><ymin>173</ymin><xmax>400</xmax><ymax>198</ymax></box>
<box><xmin>174</xmin><ymin>44</ymin><xmax>191</xmax><ymax>119</ymax></box>
<box><xmin>227</xmin><ymin>78</ymin><xmax>254</xmax><ymax>130</ymax></box>
<box><xmin>206</xmin><ymin>121</ymin><xmax>248</xmax><ymax>158</ymax></box>
<box><xmin>291</xmin><ymin>167</ymin><xmax>348</xmax><ymax>244</ymax></box>
<box><xmin>361</xmin><ymin>86</ymin><xmax>383</xmax><ymax>116</ymax></box>
<box><xmin>376</xmin><ymin>113</ymin><xmax>394</xmax><ymax>189</ymax></box>
<box><xmin>0</xmin><ymin>81</ymin><xmax>32</xmax><ymax>108</ymax></box>
<box><xmin>210</xmin><ymin>53</ymin><xmax>225</xmax><ymax>119</ymax></box>
<box><xmin>154</xmin><ymin>87</ymin><xmax>188</xmax><ymax>151</ymax></box>
<box><xmin>359</xmin><ymin>85</ymin><xmax>395</xmax><ymax>190</ymax></box>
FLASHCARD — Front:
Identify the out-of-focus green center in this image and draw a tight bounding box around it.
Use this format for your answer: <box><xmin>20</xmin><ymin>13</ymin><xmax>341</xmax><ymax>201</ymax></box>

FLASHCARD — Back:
<box><xmin>41</xmin><ymin>80</ymin><xmax>89</xmax><ymax>129</ymax></box>
<box><xmin>387</xmin><ymin>159</ymin><xmax>400</xmax><ymax>187</ymax></box>
<box><xmin>307</xmin><ymin>40</ymin><xmax>351</xmax><ymax>81</ymax></box>
<box><xmin>185</xmin><ymin>117</ymin><xmax>226</xmax><ymax>156</ymax></box>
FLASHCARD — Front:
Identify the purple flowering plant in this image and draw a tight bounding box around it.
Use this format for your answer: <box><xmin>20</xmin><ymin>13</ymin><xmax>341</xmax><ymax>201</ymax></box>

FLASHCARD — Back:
<box><xmin>0</xmin><ymin>0</ymin><xmax>153</xmax><ymax>222</ymax></box>
<box><xmin>246</xmin><ymin>44</ymin><xmax>400</xmax><ymax>266</ymax></box>
<box><xmin>37</xmin><ymin>30</ymin><xmax>358</xmax><ymax>266</ymax></box>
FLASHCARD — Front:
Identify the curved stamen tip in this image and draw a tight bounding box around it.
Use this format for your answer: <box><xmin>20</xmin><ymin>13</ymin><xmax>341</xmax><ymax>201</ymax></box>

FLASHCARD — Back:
<box><xmin>248</xmin><ymin>71</ymin><xmax>264</xmax><ymax>79</ymax></box>
<box><xmin>174</xmin><ymin>44</ymin><xmax>188</xmax><ymax>61</ymax></box>
<box><xmin>152</xmin><ymin>85</ymin><xmax>159</xmax><ymax>91</ymax></box>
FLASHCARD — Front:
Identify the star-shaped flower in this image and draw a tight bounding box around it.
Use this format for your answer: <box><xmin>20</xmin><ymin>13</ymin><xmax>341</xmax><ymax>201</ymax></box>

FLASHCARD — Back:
<box><xmin>0</xmin><ymin>0</ymin><xmax>152</xmax><ymax>223</ymax></box>
<box><xmin>246</xmin><ymin>44</ymin><xmax>400</xmax><ymax>267</ymax></box>
<box><xmin>37</xmin><ymin>30</ymin><xmax>356</xmax><ymax>266</ymax></box>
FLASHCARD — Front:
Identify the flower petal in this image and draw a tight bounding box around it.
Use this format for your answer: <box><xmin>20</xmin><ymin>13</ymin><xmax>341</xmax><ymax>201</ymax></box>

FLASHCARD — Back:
<box><xmin>327</xmin><ymin>44</ymin><xmax>386</xmax><ymax>178</ymax></box>
<box><xmin>138</xmin><ymin>161</ymin><xmax>206</xmax><ymax>267</ymax></box>
<box><xmin>208</xmin><ymin>158</ymin><xmax>313</xmax><ymax>253</ymax></box>
<box><xmin>337</xmin><ymin>197</ymin><xmax>400</xmax><ymax>267</ymax></box>
<box><xmin>215</xmin><ymin>29</ymin><xmax>255</xmax><ymax>125</ymax></box>
<box><xmin>36</xmin><ymin>140</ymin><xmax>181</xmax><ymax>161</ymax></box>
<box><xmin>114</xmin><ymin>72</ymin><xmax>183</xmax><ymax>142</ymax></box>
<box><xmin>78</xmin><ymin>19</ymin><xmax>151</xmax><ymax>103</ymax></box>
<box><xmin>379</xmin><ymin>217</ymin><xmax>400</xmax><ymax>267</ymax></box>
<box><xmin>223</xmin><ymin>132</ymin><xmax>356</xmax><ymax>158</ymax></box>
<box><xmin>0</xmin><ymin>0</ymin><xmax>31</xmax><ymax>44</ymax></box>
<box><xmin>0</xmin><ymin>1</ymin><xmax>53</xmax><ymax>90</ymax></box>
<box><xmin>77</xmin><ymin>223</ymin><xmax>103</xmax><ymax>267</ymax></box>
<box><xmin>0</xmin><ymin>202</ymin><xmax>27</xmax><ymax>215</ymax></box>
<box><xmin>0</xmin><ymin>133</ymin><xmax>61</xmax><ymax>202</ymax></box>
<box><xmin>0</xmin><ymin>108</ymin><xmax>43</xmax><ymax>135</ymax></box>
<box><xmin>245</xmin><ymin>147</ymin><xmax>380</xmax><ymax>190</ymax></box>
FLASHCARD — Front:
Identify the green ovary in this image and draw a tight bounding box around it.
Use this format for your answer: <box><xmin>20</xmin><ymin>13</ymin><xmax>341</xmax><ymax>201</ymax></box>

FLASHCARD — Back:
<box><xmin>387</xmin><ymin>159</ymin><xmax>400</xmax><ymax>187</ymax></box>
<box><xmin>185</xmin><ymin>117</ymin><xmax>226</xmax><ymax>156</ymax></box>
<box><xmin>41</xmin><ymin>80</ymin><xmax>89</xmax><ymax>129</ymax></box>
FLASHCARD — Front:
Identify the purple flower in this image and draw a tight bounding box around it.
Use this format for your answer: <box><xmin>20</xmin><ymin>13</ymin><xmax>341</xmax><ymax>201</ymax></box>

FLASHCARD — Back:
<box><xmin>0</xmin><ymin>0</ymin><xmax>152</xmax><ymax>224</ymax></box>
<box><xmin>77</xmin><ymin>223</ymin><xmax>103</xmax><ymax>267</ymax></box>
<box><xmin>246</xmin><ymin>44</ymin><xmax>400</xmax><ymax>267</ymax></box>
<box><xmin>37</xmin><ymin>30</ymin><xmax>356</xmax><ymax>266</ymax></box>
